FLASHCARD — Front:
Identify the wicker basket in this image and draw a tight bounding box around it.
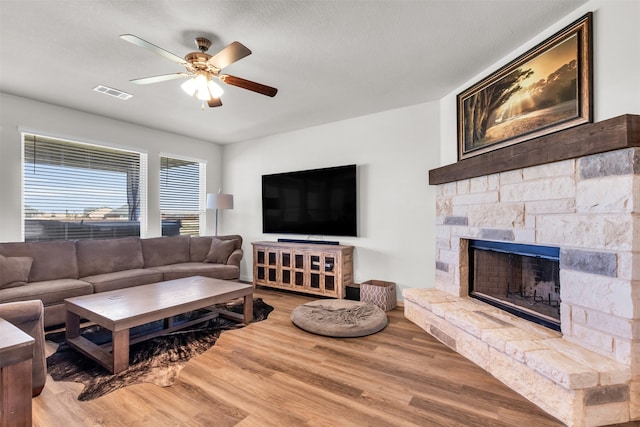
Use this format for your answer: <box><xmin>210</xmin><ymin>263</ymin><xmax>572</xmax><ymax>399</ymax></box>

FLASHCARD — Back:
<box><xmin>360</xmin><ymin>280</ymin><xmax>396</xmax><ymax>311</ymax></box>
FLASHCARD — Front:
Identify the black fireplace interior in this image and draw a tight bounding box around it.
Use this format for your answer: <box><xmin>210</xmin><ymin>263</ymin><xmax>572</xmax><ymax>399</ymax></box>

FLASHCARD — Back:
<box><xmin>468</xmin><ymin>240</ymin><xmax>561</xmax><ymax>331</ymax></box>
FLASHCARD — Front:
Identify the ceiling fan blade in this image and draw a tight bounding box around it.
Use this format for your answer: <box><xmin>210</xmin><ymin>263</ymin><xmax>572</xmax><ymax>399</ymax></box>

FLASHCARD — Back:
<box><xmin>207</xmin><ymin>97</ymin><xmax>223</xmax><ymax>108</ymax></box>
<box><xmin>120</xmin><ymin>34</ymin><xmax>187</xmax><ymax>65</ymax></box>
<box><xmin>219</xmin><ymin>74</ymin><xmax>278</xmax><ymax>97</ymax></box>
<box><xmin>129</xmin><ymin>73</ymin><xmax>189</xmax><ymax>85</ymax></box>
<box><xmin>208</xmin><ymin>42</ymin><xmax>252</xmax><ymax>70</ymax></box>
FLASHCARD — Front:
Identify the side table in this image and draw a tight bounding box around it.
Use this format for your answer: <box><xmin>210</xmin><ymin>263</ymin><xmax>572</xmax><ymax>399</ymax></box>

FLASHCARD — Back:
<box><xmin>0</xmin><ymin>318</ymin><xmax>34</xmax><ymax>427</ymax></box>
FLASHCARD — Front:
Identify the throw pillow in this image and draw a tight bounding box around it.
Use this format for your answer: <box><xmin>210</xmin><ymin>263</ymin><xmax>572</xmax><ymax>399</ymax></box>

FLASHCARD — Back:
<box><xmin>0</xmin><ymin>254</ymin><xmax>33</xmax><ymax>289</ymax></box>
<box><xmin>205</xmin><ymin>238</ymin><xmax>237</xmax><ymax>264</ymax></box>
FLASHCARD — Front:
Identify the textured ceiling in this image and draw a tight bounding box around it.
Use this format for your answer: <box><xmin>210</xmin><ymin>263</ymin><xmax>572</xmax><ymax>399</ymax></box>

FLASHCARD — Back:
<box><xmin>0</xmin><ymin>0</ymin><xmax>587</xmax><ymax>144</ymax></box>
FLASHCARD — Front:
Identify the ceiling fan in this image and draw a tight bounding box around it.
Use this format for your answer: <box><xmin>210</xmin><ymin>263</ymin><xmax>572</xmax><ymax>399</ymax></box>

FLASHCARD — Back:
<box><xmin>120</xmin><ymin>34</ymin><xmax>278</xmax><ymax>108</ymax></box>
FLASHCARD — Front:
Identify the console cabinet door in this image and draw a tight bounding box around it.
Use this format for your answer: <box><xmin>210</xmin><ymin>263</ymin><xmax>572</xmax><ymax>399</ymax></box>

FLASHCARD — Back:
<box><xmin>266</xmin><ymin>250</ymin><xmax>278</xmax><ymax>285</ymax></box>
<box><xmin>254</xmin><ymin>248</ymin><xmax>267</xmax><ymax>284</ymax></box>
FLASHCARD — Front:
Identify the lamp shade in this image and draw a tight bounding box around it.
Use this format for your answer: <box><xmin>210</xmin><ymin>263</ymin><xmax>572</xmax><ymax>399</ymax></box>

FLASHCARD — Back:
<box><xmin>208</xmin><ymin>80</ymin><xmax>224</xmax><ymax>98</ymax></box>
<box><xmin>207</xmin><ymin>193</ymin><xmax>234</xmax><ymax>210</ymax></box>
<box><xmin>181</xmin><ymin>78</ymin><xmax>197</xmax><ymax>96</ymax></box>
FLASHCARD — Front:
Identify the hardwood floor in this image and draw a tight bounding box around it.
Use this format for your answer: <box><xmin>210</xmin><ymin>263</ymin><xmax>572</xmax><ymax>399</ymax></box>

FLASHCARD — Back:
<box><xmin>33</xmin><ymin>288</ymin><xmax>567</xmax><ymax>426</ymax></box>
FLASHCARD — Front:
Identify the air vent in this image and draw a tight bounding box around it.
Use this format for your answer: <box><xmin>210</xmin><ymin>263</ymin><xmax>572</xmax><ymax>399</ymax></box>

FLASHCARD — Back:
<box><xmin>93</xmin><ymin>85</ymin><xmax>133</xmax><ymax>100</ymax></box>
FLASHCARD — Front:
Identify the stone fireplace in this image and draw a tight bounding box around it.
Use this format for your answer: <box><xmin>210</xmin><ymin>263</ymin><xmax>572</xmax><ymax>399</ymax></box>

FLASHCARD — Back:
<box><xmin>403</xmin><ymin>115</ymin><xmax>640</xmax><ymax>427</ymax></box>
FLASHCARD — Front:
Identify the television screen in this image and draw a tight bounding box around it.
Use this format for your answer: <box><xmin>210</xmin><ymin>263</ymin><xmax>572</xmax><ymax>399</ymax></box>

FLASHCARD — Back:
<box><xmin>262</xmin><ymin>165</ymin><xmax>357</xmax><ymax>237</ymax></box>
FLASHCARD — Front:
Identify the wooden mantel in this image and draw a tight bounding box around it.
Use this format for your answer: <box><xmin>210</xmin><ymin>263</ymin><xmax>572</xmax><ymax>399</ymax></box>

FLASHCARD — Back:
<box><xmin>429</xmin><ymin>114</ymin><xmax>640</xmax><ymax>185</ymax></box>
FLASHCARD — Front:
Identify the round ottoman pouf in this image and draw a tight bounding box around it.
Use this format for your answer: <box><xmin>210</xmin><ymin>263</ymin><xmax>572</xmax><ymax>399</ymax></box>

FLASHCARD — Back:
<box><xmin>290</xmin><ymin>299</ymin><xmax>387</xmax><ymax>338</ymax></box>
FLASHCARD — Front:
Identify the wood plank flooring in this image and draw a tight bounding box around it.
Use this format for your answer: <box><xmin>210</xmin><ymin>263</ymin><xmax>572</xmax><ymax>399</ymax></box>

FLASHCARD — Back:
<box><xmin>33</xmin><ymin>288</ymin><xmax>567</xmax><ymax>426</ymax></box>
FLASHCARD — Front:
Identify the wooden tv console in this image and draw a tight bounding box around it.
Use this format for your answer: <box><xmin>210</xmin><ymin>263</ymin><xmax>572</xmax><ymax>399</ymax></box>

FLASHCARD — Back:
<box><xmin>252</xmin><ymin>241</ymin><xmax>354</xmax><ymax>298</ymax></box>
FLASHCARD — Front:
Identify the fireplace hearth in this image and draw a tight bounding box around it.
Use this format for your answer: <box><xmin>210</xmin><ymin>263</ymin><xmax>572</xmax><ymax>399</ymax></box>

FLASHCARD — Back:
<box><xmin>468</xmin><ymin>240</ymin><xmax>560</xmax><ymax>331</ymax></box>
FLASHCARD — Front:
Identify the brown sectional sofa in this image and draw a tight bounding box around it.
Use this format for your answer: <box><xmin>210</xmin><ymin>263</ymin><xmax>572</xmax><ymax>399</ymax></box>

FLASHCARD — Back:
<box><xmin>0</xmin><ymin>234</ymin><xmax>243</xmax><ymax>328</ymax></box>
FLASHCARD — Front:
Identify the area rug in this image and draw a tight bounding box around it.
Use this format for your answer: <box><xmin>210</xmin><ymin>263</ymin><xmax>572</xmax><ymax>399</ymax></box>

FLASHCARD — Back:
<box><xmin>46</xmin><ymin>298</ymin><xmax>273</xmax><ymax>401</ymax></box>
<box><xmin>290</xmin><ymin>299</ymin><xmax>387</xmax><ymax>337</ymax></box>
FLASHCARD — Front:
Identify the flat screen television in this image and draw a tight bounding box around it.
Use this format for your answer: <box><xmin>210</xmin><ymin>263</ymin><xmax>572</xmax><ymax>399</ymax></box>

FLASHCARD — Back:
<box><xmin>262</xmin><ymin>164</ymin><xmax>357</xmax><ymax>237</ymax></box>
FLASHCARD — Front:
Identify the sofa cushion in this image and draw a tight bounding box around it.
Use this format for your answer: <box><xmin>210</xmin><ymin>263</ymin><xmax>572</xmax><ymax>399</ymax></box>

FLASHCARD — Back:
<box><xmin>77</xmin><ymin>237</ymin><xmax>144</xmax><ymax>277</ymax></box>
<box><xmin>189</xmin><ymin>236</ymin><xmax>213</xmax><ymax>262</ymax></box>
<box><xmin>205</xmin><ymin>238</ymin><xmax>237</xmax><ymax>264</ymax></box>
<box><xmin>42</xmin><ymin>304</ymin><xmax>67</xmax><ymax>329</ymax></box>
<box><xmin>148</xmin><ymin>263</ymin><xmax>240</xmax><ymax>281</ymax></box>
<box><xmin>190</xmin><ymin>235</ymin><xmax>243</xmax><ymax>262</ymax></box>
<box><xmin>0</xmin><ymin>255</ymin><xmax>33</xmax><ymax>289</ymax></box>
<box><xmin>141</xmin><ymin>235</ymin><xmax>191</xmax><ymax>267</ymax></box>
<box><xmin>82</xmin><ymin>269</ymin><xmax>163</xmax><ymax>293</ymax></box>
<box><xmin>0</xmin><ymin>279</ymin><xmax>93</xmax><ymax>306</ymax></box>
<box><xmin>0</xmin><ymin>241</ymin><xmax>79</xmax><ymax>281</ymax></box>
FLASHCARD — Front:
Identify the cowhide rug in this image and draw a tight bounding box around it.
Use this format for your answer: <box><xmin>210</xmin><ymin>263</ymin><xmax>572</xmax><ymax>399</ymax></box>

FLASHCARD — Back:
<box><xmin>46</xmin><ymin>298</ymin><xmax>273</xmax><ymax>401</ymax></box>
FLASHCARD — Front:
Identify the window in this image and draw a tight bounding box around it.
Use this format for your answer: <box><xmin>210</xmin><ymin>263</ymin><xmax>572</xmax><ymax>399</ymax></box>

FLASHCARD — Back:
<box><xmin>23</xmin><ymin>134</ymin><xmax>145</xmax><ymax>241</ymax></box>
<box><xmin>160</xmin><ymin>155</ymin><xmax>206</xmax><ymax>236</ymax></box>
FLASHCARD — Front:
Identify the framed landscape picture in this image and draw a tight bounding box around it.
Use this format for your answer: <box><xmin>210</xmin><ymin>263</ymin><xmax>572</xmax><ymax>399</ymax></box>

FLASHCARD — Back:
<box><xmin>457</xmin><ymin>12</ymin><xmax>592</xmax><ymax>160</ymax></box>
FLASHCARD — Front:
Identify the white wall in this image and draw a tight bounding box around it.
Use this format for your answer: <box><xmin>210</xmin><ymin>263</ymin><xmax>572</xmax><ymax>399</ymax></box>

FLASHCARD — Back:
<box><xmin>440</xmin><ymin>0</ymin><xmax>640</xmax><ymax>165</ymax></box>
<box><xmin>0</xmin><ymin>93</ymin><xmax>223</xmax><ymax>241</ymax></box>
<box><xmin>223</xmin><ymin>102</ymin><xmax>441</xmax><ymax>298</ymax></box>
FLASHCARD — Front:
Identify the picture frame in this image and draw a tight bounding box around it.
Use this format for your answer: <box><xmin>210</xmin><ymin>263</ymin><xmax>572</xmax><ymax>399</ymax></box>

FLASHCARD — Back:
<box><xmin>457</xmin><ymin>12</ymin><xmax>592</xmax><ymax>160</ymax></box>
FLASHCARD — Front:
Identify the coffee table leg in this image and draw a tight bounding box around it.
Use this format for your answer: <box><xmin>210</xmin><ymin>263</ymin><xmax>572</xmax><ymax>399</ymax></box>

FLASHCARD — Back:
<box><xmin>243</xmin><ymin>294</ymin><xmax>253</xmax><ymax>324</ymax></box>
<box><xmin>66</xmin><ymin>310</ymin><xmax>81</xmax><ymax>340</ymax></box>
<box><xmin>112</xmin><ymin>329</ymin><xmax>130</xmax><ymax>374</ymax></box>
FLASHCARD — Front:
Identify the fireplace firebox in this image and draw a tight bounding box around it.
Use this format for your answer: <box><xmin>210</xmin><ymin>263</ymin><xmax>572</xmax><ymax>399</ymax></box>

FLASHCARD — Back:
<box><xmin>468</xmin><ymin>240</ymin><xmax>560</xmax><ymax>331</ymax></box>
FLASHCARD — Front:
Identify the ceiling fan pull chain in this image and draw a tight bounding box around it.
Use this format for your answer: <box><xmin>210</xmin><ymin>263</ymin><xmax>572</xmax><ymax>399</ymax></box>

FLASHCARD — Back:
<box><xmin>201</xmin><ymin>101</ymin><xmax>205</xmax><ymax>110</ymax></box>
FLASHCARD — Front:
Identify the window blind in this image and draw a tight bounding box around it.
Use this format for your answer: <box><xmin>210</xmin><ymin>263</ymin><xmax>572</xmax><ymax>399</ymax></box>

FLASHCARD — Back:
<box><xmin>23</xmin><ymin>134</ymin><xmax>142</xmax><ymax>241</ymax></box>
<box><xmin>160</xmin><ymin>156</ymin><xmax>205</xmax><ymax>236</ymax></box>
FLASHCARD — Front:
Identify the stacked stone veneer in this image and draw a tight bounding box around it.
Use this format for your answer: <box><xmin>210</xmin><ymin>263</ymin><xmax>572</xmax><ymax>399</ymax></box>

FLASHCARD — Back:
<box><xmin>404</xmin><ymin>148</ymin><xmax>640</xmax><ymax>427</ymax></box>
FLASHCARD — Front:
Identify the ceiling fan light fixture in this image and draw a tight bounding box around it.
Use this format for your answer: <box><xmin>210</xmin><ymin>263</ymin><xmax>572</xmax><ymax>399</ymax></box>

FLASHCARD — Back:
<box><xmin>182</xmin><ymin>73</ymin><xmax>223</xmax><ymax>102</ymax></box>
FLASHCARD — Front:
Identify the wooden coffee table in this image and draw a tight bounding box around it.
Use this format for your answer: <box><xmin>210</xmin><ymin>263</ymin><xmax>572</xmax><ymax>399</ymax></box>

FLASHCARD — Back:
<box><xmin>64</xmin><ymin>276</ymin><xmax>253</xmax><ymax>374</ymax></box>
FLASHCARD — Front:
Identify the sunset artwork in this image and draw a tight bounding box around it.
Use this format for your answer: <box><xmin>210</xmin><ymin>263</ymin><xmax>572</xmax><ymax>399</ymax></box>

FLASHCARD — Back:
<box><xmin>457</xmin><ymin>13</ymin><xmax>592</xmax><ymax>160</ymax></box>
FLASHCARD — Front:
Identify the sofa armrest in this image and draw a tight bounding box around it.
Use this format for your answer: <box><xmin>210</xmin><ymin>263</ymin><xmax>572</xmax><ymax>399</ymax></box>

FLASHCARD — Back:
<box><xmin>226</xmin><ymin>248</ymin><xmax>243</xmax><ymax>268</ymax></box>
<box><xmin>0</xmin><ymin>300</ymin><xmax>46</xmax><ymax>396</ymax></box>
